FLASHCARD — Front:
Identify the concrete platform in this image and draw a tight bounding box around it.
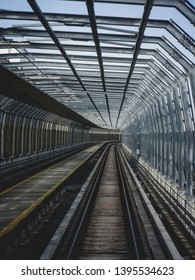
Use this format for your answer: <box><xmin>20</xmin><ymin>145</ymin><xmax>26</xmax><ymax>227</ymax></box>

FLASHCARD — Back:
<box><xmin>0</xmin><ymin>144</ymin><xmax>102</xmax><ymax>236</ymax></box>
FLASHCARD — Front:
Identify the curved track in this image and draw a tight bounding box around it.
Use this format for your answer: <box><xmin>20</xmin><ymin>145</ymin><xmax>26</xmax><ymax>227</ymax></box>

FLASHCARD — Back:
<box><xmin>0</xmin><ymin>143</ymin><xmax>189</xmax><ymax>260</ymax></box>
<box><xmin>77</xmin><ymin>146</ymin><xmax>132</xmax><ymax>259</ymax></box>
<box><xmin>0</xmin><ymin>143</ymin><xmax>104</xmax><ymax>259</ymax></box>
<box><xmin>51</xmin><ymin>144</ymin><xmax>181</xmax><ymax>260</ymax></box>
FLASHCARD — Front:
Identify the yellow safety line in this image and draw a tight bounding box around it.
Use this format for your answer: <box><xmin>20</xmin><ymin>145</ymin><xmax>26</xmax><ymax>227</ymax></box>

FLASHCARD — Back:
<box><xmin>0</xmin><ymin>146</ymin><xmax>93</xmax><ymax>196</ymax></box>
<box><xmin>0</xmin><ymin>146</ymin><xmax>99</xmax><ymax>238</ymax></box>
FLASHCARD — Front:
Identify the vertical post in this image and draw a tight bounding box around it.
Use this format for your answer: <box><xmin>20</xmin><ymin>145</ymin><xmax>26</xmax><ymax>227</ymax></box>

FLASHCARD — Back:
<box><xmin>179</xmin><ymin>78</ymin><xmax>193</xmax><ymax>195</ymax></box>
<box><xmin>173</xmin><ymin>86</ymin><xmax>185</xmax><ymax>189</ymax></box>
<box><xmin>0</xmin><ymin>112</ymin><xmax>6</xmax><ymax>161</ymax></box>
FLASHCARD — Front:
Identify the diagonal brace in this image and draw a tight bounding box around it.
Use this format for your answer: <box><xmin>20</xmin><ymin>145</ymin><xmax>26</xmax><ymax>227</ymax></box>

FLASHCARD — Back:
<box><xmin>86</xmin><ymin>0</ymin><xmax>106</xmax><ymax>92</ymax></box>
<box><xmin>116</xmin><ymin>0</ymin><xmax>154</xmax><ymax>127</ymax></box>
<box><xmin>26</xmin><ymin>0</ymin><xmax>86</xmax><ymax>91</ymax></box>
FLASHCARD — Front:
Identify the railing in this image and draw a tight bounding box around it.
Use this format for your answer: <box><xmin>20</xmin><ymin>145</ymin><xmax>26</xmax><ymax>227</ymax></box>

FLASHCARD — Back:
<box><xmin>123</xmin><ymin>144</ymin><xmax>195</xmax><ymax>239</ymax></box>
<box><xmin>0</xmin><ymin>142</ymin><xmax>94</xmax><ymax>174</ymax></box>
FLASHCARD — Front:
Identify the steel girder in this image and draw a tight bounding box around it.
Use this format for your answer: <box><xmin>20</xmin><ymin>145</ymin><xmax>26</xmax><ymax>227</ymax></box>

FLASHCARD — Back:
<box><xmin>0</xmin><ymin>0</ymin><xmax>194</xmax><ymax>130</ymax></box>
<box><xmin>61</xmin><ymin>0</ymin><xmax>195</xmax><ymax>25</ymax></box>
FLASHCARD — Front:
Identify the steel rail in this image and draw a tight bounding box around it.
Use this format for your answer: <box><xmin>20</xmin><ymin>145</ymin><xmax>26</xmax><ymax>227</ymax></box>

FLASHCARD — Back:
<box><xmin>115</xmin><ymin>146</ymin><xmax>140</xmax><ymax>259</ymax></box>
<box><xmin>65</xmin><ymin>145</ymin><xmax>110</xmax><ymax>259</ymax></box>
<box><xmin>64</xmin><ymin>144</ymin><xmax>140</xmax><ymax>259</ymax></box>
<box><xmin>120</xmin><ymin>146</ymin><xmax>182</xmax><ymax>259</ymax></box>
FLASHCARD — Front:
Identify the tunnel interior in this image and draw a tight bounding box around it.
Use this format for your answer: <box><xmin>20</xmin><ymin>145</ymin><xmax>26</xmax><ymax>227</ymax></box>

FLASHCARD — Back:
<box><xmin>0</xmin><ymin>0</ymin><xmax>195</xmax><ymax>197</ymax></box>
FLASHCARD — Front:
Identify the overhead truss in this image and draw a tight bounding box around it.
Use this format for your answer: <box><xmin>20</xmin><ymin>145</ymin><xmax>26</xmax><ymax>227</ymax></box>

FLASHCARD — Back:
<box><xmin>0</xmin><ymin>0</ymin><xmax>194</xmax><ymax>128</ymax></box>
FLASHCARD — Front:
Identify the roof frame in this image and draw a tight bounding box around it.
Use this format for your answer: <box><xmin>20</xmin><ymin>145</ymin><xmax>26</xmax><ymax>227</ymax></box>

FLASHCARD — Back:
<box><xmin>0</xmin><ymin>0</ymin><xmax>194</xmax><ymax>129</ymax></box>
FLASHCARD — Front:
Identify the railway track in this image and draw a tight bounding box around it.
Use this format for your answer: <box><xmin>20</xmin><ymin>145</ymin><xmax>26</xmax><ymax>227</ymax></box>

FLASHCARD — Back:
<box><xmin>76</xmin><ymin>145</ymin><xmax>133</xmax><ymax>260</ymax></box>
<box><xmin>0</xmin><ymin>143</ymin><xmax>105</xmax><ymax>259</ymax></box>
<box><xmin>1</xmin><ymin>142</ymin><xmax>191</xmax><ymax>260</ymax></box>
<box><xmin>123</xmin><ymin>147</ymin><xmax>195</xmax><ymax>260</ymax></box>
<box><xmin>136</xmin><ymin>165</ymin><xmax>195</xmax><ymax>259</ymax></box>
<box><xmin>42</xmin><ymin>144</ymin><xmax>181</xmax><ymax>260</ymax></box>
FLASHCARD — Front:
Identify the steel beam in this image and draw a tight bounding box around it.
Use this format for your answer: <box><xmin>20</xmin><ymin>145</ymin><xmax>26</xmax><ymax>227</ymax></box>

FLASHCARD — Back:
<box><xmin>87</xmin><ymin>93</ymin><xmax>108</xmax><ymax>126</ymax></box>
<box><xmin>26</xmin><ymin>0</ymin><xmax>87</xmax><ymax>91</ymax></box>
<box><xmin>86</xmin><ymin>0</ymin><xmax>106</xmax><ymax>92</ymax></box>
<box><xmin>116</xmin><ymin>0</ymin><xmax>154</xmax><ymax>127</ymax></box>
<box><xmin>61</xmin><ymin>0</ymin><xmax>195</xmax><ymax>25</ymax></box>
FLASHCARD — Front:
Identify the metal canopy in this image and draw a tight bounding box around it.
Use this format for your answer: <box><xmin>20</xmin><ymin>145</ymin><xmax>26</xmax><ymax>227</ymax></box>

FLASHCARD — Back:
<box><xmin>0</xmin><ymin>0</ymin><xmax>194</xmax><ymax>129</ymax></box>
